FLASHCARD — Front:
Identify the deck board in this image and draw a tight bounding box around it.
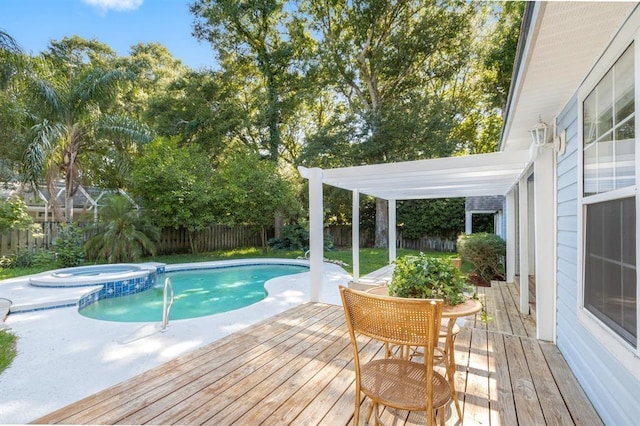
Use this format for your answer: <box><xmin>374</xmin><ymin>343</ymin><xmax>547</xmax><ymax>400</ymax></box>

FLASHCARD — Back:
<box><xmin>35</xmin><ymin>282</ymin><xmax>602</xmax><ymax>426</ymax></box>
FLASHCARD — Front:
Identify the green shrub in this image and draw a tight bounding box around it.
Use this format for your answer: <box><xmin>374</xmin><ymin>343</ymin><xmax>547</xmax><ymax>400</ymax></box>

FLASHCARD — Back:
<box><xmin>55</xmin><ymin>223</ymin><xmax>86</xmax><ymax>267</ymax></box>
<box><xmin>0</xmin><ymin>255</ymin><xmax>14</xmax><ymax>269</ymax></box>
<box><xmin>457</xmin><ymin>233</ymin><xmax>506</xmax><ymax>284</ymax></box>
<box><xmin>388</xmin><ymin>254</ymin><xmax>472</xmax><ymax>305</ymax></box>
<box><xmin>32</xmin><ymin>248</ymin><xmax>56</xmax><ymax>267</ymax></box>
<box><xmin>11</xmin><ymin>251</ymin><xmax>33</xmax><ymax>268</ymax></box>
<box><xmin>267</xmin><ymin>223</ymin><xmax>335</xmax><ymax>252</ymax></box>
<box><xmin>268</xmin><ymin>224</ymin><xmax>309</xmax><ymax>251</ymax></box>
<box><xmin>0</xmin><ymin>250</ymin><xmax>33</xmax><ymax>268</ymax></box>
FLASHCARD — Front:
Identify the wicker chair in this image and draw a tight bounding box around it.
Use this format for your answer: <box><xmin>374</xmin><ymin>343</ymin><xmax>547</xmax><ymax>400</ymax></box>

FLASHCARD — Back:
<box><xmin>340</xmin><ymin>286</ymin><xmax>452</xmax><ymax>426</ymax></box>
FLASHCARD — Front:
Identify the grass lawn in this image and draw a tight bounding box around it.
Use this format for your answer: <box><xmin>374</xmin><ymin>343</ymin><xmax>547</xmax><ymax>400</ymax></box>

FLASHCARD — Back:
<box><xmin>0</xmin><ymin>246</ymin><xmax>468</xmax><ymax>280</ymax></box>
<box><xmin>146</xmin><ymin>247</ymin><xmax>467</xmax><ymax>276</ymax></box>
<box><xmin>0</xmin><ymin>330</ymin><xmax>17</xmax><ymax>374</ymax></box>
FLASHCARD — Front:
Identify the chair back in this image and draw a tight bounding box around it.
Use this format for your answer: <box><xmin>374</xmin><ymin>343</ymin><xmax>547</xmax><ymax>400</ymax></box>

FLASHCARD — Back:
<box><xmin>340</xmin><ymin>286</ymin><xmax>444</xmax><ymax>349</ymax></box>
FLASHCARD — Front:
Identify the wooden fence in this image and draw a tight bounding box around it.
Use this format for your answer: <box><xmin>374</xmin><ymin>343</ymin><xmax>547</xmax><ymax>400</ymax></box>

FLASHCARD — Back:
<box><xmin>157</xmin><ymin>225</ymin><xmax>269</xmax><ymax>254</ymax></box>
<box><xmin>0</xmin><ymin>223</ymin><xmax>270</xmax><ymax>257</ymax></box>
<box><xmin>325</xmin><ymin>225</ymin><xmax>457</xmax><ymax>252</ymax></box>
<box><xmin>1</xmin><ymin>223</ymin><xmax>456</xmax><ymax>257</ymax></box>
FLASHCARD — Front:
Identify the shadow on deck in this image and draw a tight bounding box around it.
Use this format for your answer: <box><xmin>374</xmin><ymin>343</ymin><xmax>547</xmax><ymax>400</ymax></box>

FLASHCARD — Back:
<box><xmin>34</xmin><ymin>281</ymin><xmax>602</xmax><ymax>425</ymax></box>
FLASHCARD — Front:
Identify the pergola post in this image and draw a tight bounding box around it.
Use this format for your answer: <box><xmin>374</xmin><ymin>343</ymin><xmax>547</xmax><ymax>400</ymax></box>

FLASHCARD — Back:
<box><xmin>308</xmin><ymin>167</ymin><xmax>324</xmax><ymax>302</ymax></box>
<box><xmin>465</xmin><ymin>211</ymin><xmax>473</xmax><ymax>234</ymax></box>
<box><xmin>518</xmin><ymin>173</ymin><xmax>530</xmax><ymax>314</ymax></box>
<box><xmin>534</xmin><ymin>147</ymin><xmax>556</xmax><ymax>342</ymax></box>
<box><xmin>352</xmin><ymin>189</ymin><xmax>360</xmax><ymax>282</ymax></box>
<box><xmin>506</xmin><ymin>189</ymin><xmax>517</xmax><ymax>283</ymax></box>
<box><xmin>388</xmin><ymin>199</ymin><xmax>396</xmax><ymax>264</ymax></box>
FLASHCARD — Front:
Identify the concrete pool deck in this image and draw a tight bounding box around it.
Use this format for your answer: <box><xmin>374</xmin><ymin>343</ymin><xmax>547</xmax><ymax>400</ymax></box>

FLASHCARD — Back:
<box><xmin>0</xmin><ymin>261</ymin><xmax>351</xmax><ymax>424</ymax></box>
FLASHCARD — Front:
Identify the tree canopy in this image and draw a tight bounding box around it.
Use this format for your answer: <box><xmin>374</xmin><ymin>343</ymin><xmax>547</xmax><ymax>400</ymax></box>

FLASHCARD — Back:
<box><xmin>0</xmin><ymin>2</ymin><xmax>525</xmax><ymax>248</ymax></box>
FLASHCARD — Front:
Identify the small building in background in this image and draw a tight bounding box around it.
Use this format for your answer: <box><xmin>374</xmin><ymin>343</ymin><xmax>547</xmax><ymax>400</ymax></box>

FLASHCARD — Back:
<box><xmin>464</xmin><ymin>195</ymin><xmax>505</xmax><ymax>238</ymax></box>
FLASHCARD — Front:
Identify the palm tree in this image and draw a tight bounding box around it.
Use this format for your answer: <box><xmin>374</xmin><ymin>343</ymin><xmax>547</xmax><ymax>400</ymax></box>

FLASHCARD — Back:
<box><xmin>84</xmin><ymin>195</ymin><xmax>159</xmax><ymax>263</ymax></box>
<box><xmin>0</xmin><ymin>29</ymin><xmax>24</xmax><ymax>179</ymax></box>
<box><xmin>21</xmin><ymin>55</ymin><xmax>151</xmax><ymax>221</ymax></box>
<box><xmin>0</xmin><ymin>29</ymin><xmax>21</xmax><ymax>54</ymax></box>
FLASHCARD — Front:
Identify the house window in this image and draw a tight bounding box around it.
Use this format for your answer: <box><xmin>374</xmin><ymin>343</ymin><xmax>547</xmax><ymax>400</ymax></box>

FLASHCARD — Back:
<box><xmin>583</xmin><ymin>45</ymin><xmax>635</xmax><ymax>196</ymax></box>
<box><xmin>584</xmin><ymin>198</ymin><xmax>636</xmax><ymax>345</ymax></box>
<box><xmin>582</xmin><ymin>44</ymin><xmax>637</xmax><ymax>346</ymax></box>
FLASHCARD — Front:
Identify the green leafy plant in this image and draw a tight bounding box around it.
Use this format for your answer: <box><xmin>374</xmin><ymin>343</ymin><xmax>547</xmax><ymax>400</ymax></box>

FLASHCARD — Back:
<box><xmin>8</xmin><ymin>250</ymin><xmax>33</xmax><ymax>268</ymax></box>
<box><xmin>267</xmin><ymin>223</ymin><xmax>335</xmax><ymax>252</ymax></box>
<box><xmin>84</xmin><ymin>195</ymin><xmax>159</xmax><ymax>263</ymax></box>
<box><xmin>457</xmin><ymin>233</ymin><xmax>506</xmax><ymax>284</ymax></box>
<box><xmin>0</xmin><ymin>196</ymin><xmax>41</xmax><ymax>236</ymax></box>
<box><xmin>268</xmin><ymin>224</ymin><xmax>310</xmax><ymax>251</ymax></box>
<box><xmin>388</xmin><ymin>254</ymin><xmax>473</xmax><ymax>305</ymax></box>
<box><xmin>0</xmin><ymin>255</ymin><xmax>14</xmax><ymax>269</ymax></box>
<box><xmin>54</xmin><ymin>223</ymin><xmax>86</xmax><ymax>267</ymax></box>
<box><xmin>32</xmin><ymin>248</ymin><xmax>56</xmax><ymax>266</ymax></box>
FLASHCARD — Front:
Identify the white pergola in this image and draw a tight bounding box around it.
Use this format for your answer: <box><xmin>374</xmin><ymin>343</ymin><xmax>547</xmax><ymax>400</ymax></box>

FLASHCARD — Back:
<box><xmin>299</xmin><ymin>148</ymin><xmax>533</xmax><ymax>302</ymax></box>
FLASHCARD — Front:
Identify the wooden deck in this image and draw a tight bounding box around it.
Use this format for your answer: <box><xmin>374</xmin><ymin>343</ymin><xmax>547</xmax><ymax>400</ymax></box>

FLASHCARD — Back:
<box><xmin>35</xmin><ymin>282</ymin><xmax>602</xmax><ymax>425</ymax></box>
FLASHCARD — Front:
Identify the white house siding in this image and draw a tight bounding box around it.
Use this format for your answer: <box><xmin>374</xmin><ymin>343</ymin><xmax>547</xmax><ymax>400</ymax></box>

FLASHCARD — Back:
<box><xmin>556</xmin><ymin>95</ymin><xmax>640</xmax><ymax>424</ymax></box>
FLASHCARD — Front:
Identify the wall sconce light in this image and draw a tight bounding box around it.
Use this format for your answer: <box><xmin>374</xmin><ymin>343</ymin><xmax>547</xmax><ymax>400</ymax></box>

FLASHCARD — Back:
<box><xmin>530</xmin><ymin>117</ymin><xmax>566</xmax><ymax>155</ymax></box>
<box><xmin>530</xmin><ymin>117</ymin><xmax>552</xmax><ymax>146</ymax></box>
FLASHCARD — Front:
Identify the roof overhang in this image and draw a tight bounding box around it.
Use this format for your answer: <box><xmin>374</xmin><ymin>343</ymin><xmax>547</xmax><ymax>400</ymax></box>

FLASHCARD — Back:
<box><xmin>500</xmin><ymin>2</ymin><xmax>636</xmax><ymax>152</ymax></box>
<box><xmin>299</xmin><ymin>149</ymin><xmax>532</xmax><ymax>200</ymax></box>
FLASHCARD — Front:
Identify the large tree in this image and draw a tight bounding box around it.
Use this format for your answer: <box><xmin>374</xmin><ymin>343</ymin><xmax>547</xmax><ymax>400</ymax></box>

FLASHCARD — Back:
<box><xmin>21</xmin><ymin>37</ymin><xmax>151</xmax><ymax>221</ymax></box>
<box><xmin>304</xmin><ymin>0</ymin><xmax>477</xmax><ymax>247</ymax></box>
<box><xmin>130</xmin><ymin>137</ymin><xmax>217</xmax><ymax>254</ymax></box>
<box><xmin>213</xmin><ymin>149</ymin><xmax>301</xmax><ymax>250</ymax></box>
<box><xmin>118</xmin><ymin>42</ymin><xmax>188</xmax><ymax>121</ymax></box>
<box><xmin>190</xmin><ymin>0</ymin><xmax>315</xmax><ymax>163</ymax></box>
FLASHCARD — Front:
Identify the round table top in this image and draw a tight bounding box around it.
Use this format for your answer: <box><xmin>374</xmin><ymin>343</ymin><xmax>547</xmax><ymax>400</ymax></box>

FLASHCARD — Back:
<box><xmin>441</xmin><ymin>298</ymin><xmax>482</xmax><ymax>318</ymax></box>
<box><xmin>363</xmin><ymin>285</ymin><xmax>482</xmax><ymax>318</ymax></box>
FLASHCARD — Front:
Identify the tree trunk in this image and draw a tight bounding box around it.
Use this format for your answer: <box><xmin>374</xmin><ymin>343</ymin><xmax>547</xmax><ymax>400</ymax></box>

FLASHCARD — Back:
<box><xmin>64</xmin><ymin>194</ymin><xmax>73</xmax><ymax>223</ymax></box>
<box><xmin>274</xmin><ymin>211</ymin><xmax>283</xmax><ymax>239</ymax></box>
<box><xmin>188</xmin><ymin>231</ymin><xmax>198</xmax><ymax>254</ymax></box>
<box><xmin>266</xmin><ymin>78</ymin><xmax>281</xmax><ymax>162</ymax></box>
<box><xmin>261</xmin><ymin>225</ymin><xmax>268</xmax><ymax>253</ymax></box>
<box><xmin>374</xmin><ymin>198</ymin><xmax>388</xmax><ymax>248</ymax></box>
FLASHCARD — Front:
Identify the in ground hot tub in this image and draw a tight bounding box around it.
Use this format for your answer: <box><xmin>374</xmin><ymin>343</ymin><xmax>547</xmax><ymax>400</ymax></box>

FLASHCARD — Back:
<box><xmin>29</xmin><ymin>263</ymin><xmax>165</xmax><ymax>303</ymax></box>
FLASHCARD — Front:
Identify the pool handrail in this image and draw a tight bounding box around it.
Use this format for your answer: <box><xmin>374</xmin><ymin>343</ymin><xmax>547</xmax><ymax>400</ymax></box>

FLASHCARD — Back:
<box><xmin>160</xmin><ymin>277</ymin><xmax>174</xmax><ymax>332</ymax></box>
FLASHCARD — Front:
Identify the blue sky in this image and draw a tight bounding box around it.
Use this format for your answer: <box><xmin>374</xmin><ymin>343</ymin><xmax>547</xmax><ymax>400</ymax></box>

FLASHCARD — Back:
<box><xmin>0</xmin><ymin>0</ymin><xmax>216</xmax><ymax>69</ymax></box>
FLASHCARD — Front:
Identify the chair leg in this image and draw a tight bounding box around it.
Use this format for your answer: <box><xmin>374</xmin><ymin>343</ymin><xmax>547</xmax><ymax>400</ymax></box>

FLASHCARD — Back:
<box><xmin>439</xmin><ymin>406</ymin><xmax>446</xmax><ymax>426</ymax></box>
<box><xmin>354</xmin><ymin>393</ymin><xmax>360</xmax><ymax>425</ymax></box>
<box><xmin>373</xmin><ymin>403</ymin><xmax>381</xmax><ymax>426</ymax></box>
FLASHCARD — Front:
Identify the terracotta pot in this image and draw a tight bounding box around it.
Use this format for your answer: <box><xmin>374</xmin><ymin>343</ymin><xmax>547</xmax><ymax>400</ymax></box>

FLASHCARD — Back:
<box><xmin>450</xmin><ymin>258</ymin><xmax>462</xmax><ymax>269</ymax></box>
<box><xmin>468</xmin><ymin>273</ymin><xmax>491</xmax><ymax>287</ymax></box>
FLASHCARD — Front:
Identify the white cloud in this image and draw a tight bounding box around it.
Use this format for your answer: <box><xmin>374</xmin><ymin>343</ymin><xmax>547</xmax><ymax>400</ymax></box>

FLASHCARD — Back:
<box><xmin>82</xmin><ymin>0</ymin><xmax>144</xmax><ymax>12</ymax></box>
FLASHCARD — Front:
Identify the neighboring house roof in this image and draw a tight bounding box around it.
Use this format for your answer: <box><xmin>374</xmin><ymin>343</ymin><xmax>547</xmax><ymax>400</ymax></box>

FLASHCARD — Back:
<box><xmin>465</xmin><ymin>196</ymin><xmax>504</xmax><ymax>212</ymax></box>
<box><xmin>0</xmin><ymin>182</ymin><xmax>132</xmax><ymax>210</ymax></box>
<box><xmin>500</xmin><ymin>2</ymin><xmax>635</xmax><ymax>152</ymax></box>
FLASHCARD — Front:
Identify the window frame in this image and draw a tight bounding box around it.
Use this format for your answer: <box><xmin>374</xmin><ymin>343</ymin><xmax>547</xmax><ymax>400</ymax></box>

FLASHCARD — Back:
<box><xmin>577</xmin><ymin>34</ymin><xmax>640</xmax><ymax>377</ymax></box>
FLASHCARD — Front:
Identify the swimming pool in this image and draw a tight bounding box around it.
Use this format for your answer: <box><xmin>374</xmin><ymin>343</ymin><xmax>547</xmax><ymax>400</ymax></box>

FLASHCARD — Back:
<box><xmin>79</xmin><ymin>263</ymin><xmax>308</xmax><ymax>322</ymax></box>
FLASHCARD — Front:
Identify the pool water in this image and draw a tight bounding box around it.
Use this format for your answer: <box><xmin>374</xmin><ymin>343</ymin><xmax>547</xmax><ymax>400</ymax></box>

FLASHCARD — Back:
<box><xmin>79</xmin><ymin>264</ymin><xmax>307</xmax><ymax>322</ymax></box>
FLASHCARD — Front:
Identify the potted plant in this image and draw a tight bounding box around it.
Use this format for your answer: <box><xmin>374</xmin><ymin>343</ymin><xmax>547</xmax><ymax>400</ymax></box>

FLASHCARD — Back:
<box><xmin>457</xmin><ymin>233</ymin><xmax>506</xmax><ymax>286</ymax></box>
<box><xmin>387</xmin><ymin>254</ymin><xmax>473</xmax><ymax>306</ymax></box>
